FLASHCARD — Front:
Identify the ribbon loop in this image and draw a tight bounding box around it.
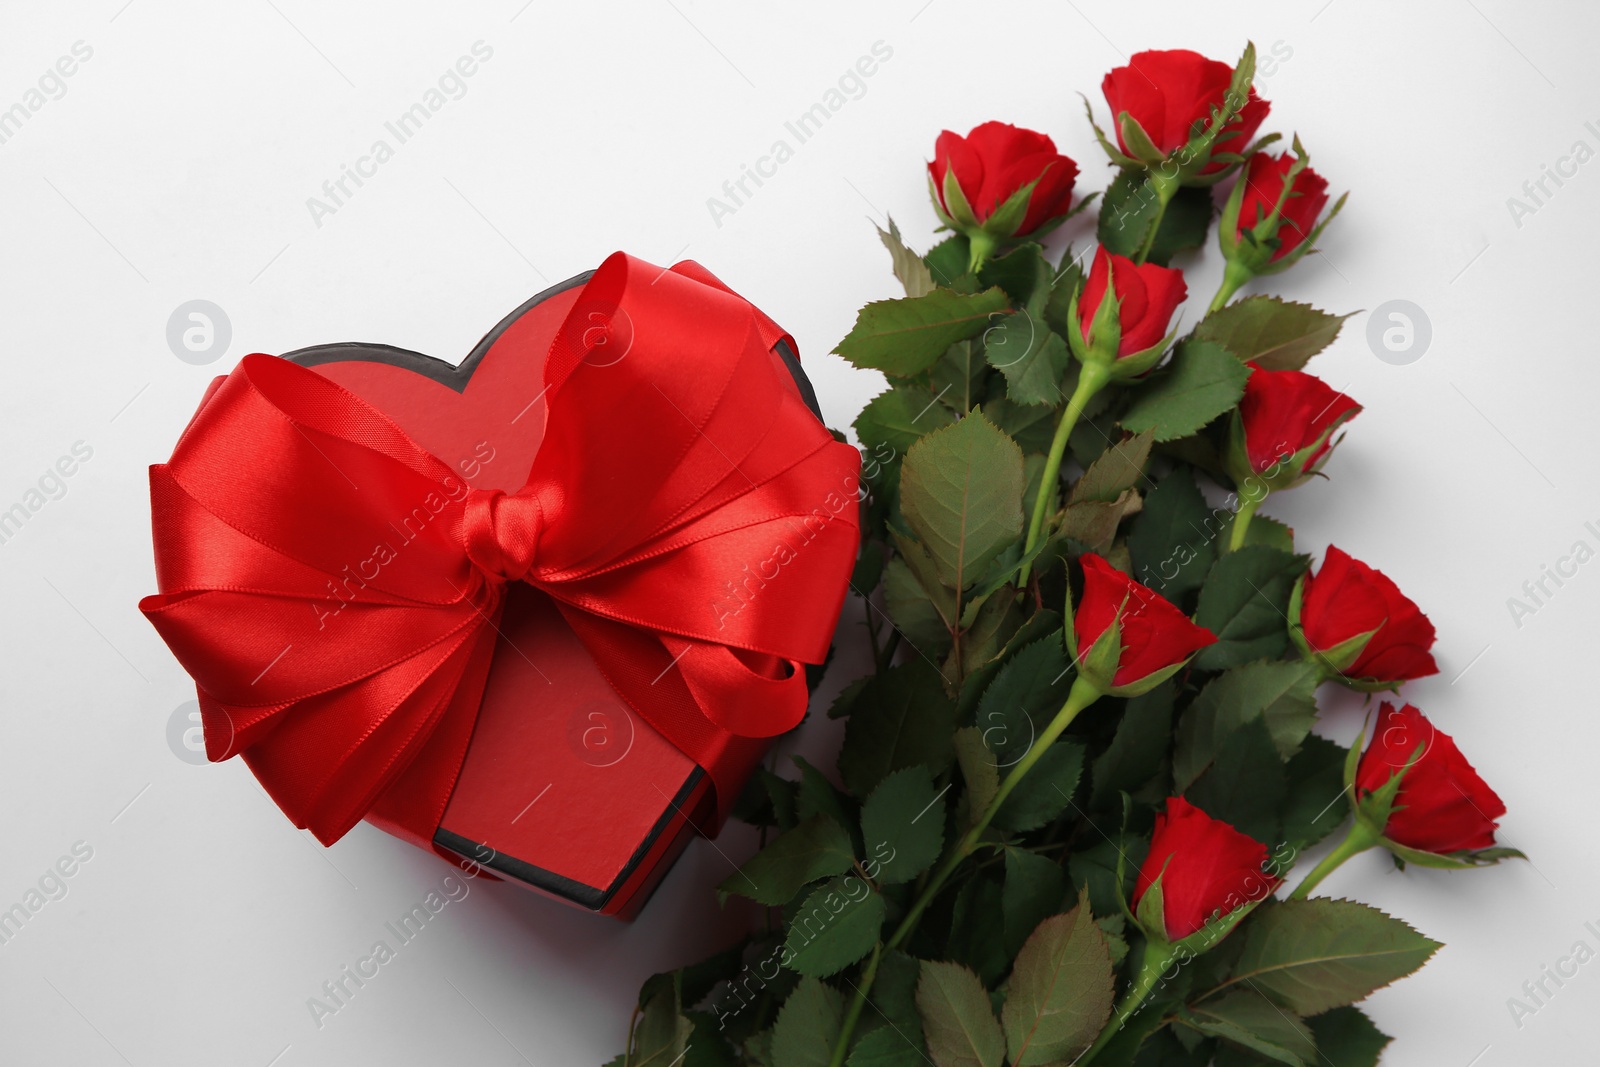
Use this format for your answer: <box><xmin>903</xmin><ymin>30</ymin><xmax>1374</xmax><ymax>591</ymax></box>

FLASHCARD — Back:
<box><xmin>464</xmin><ymin>487</ymin><xmax>544</xmax><ymax>583</ymax></box>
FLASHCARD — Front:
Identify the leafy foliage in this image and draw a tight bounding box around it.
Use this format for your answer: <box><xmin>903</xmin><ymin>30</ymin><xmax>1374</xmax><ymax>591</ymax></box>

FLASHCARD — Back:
<box><xmin>617</xmin><ymin>51</ymin><xmax>1479</xmax><ymax>1067</ymax></box>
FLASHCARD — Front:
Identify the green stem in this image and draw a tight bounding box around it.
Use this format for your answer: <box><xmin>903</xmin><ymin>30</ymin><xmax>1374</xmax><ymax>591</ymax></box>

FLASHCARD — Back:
<box><xmin>1132</xmin><ymin>171</ymin><xmax>1179</xmax><ymax>266</ymax></box>
<box><xmin>831</xmin><ymin>942</ymin><xmax>880</xmax><ymax>1063</ymax></box>
<box><xmin>863</xmin><ymin>597</ymin><xmax>882</xmax><ymax>669</ymax></box>
<box><xmin>1207</xmin><ymin>257</ymin><xmax>1255</xmax><ymax>314</ymax></box>
<box><xmin>1080</xmin><ymin>940</ymin><xmax>1178</xmax><ymax>1064</ymax></box>
<box><xmin>876</xmin><ymin>630</ymin><xmax>901</xmax><ymax>675</ymax></box>
<box><xmin>1288</xmin><ymin>819</ymin><xmax>1379</xmax><ymax>901</ymax></box>
<box><xmin>1225</xmin><ymin>493</ymin><xmax>1263</xmax><ymax>553</ymax></box>
<box><xmin>825</xmin><ymin>675</ymin><xmax>1104</xmax><ymax>1067</ymax></box>
<box><xmin>1018</xmin><ymin>363</ymin><xmax>1111</xmax><ymax>585</ymax></box>
<box><xmin>967</xmin><ymin>231</ymin><xmax>998</xmax><ymax>274</ymax></box>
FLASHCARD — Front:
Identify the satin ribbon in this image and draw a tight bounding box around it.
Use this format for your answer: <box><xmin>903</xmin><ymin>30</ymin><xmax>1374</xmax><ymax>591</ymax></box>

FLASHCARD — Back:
<box><xmin>140</xmin><ymin>253</ymin><xmax>860</xmax><ymax>854</ymax></box>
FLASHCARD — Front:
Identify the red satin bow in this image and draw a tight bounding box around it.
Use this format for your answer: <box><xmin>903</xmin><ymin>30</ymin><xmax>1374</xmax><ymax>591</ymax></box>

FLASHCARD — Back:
<box><xmin>140</xmin><ymin>253</ymin><xmax>861</xmax><ymax>852</ymax></box>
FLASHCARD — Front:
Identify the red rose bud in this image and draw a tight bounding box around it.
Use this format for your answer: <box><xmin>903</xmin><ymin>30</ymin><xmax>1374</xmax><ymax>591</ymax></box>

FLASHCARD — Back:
<box><xmin>1355</xmin><ymin>703</ymin><xmax>1509</xmax><ymax>857</ymax></box>
<box><xmin>928</xmin><ymin>122</ymin><xmax>1079</xmax><ymax>257</ymax></box>
<box><xmin>1071</xmin><ymin>247</ymin><xmax>1187</xmax><ymax>376</ymax></box>
<box><xmin>1218</xmin><ymin>140</ymin><xmax>1345</xmax><ymax>280</ymax></box>
<box><xmin>1225</xmin><ymin>364</ymin><xmax>1361</xmax><ymax>492</ymax></box>
<box><xmin>1291</xmin><ymin>546</ymin><xmax>1438</xmax><ymax>688</ymax></box>
<box><xmin>1098</xmin><ymin>48</ymin><xmax>1270</xmax><ymax>177</ymax></box>
<box><xmin>1134</xmin><ymin>797</ymin><xmax>1277</xmax><ymax>942</ymax></box>
<box><xmin>1073</xmin><ymin>553</ymin><xmax>1216</xmax><ymax>695</ymax></box>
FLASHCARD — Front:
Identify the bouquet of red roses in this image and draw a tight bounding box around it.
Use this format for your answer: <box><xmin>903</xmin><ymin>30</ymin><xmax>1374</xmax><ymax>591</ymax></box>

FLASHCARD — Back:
<box><xmin>615</xmin><ymin>42</ymin><xmax>1519</xmax><ymax>1067</ymax></box>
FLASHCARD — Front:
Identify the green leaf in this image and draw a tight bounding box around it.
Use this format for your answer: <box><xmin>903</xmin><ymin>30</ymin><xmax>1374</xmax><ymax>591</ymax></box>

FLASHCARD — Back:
<box><xmin>631</xmin><ymin>984</ymin><xmax>694</xmax><ymax>1067</ymax></box>
<box><xmin>1070</xmin><ymin>834</ymin><xmax>1147</xmax><ymax>922</ymax></box>
<box><xmin>1041</xmin><ymin>247</ymin><xmax>1087</xmax><ymax>338</ymax></box>
<box><xmin>925</xmin><ymin>234</ymin><xmax>973</xmax><ymax>290</ymax></box>
<box><xmin>1056</xmin><ymin>490</ymin><xmax>1141</xmax><ymax>555</ymax></box>
<box><xmin>1194</xmin><ymin>297</ymin><xmax>1352</xmax><ymax>372</ymax></box>
<box><xmin>1280</xmin><ymin>736</ymin><xmax>1351</xmax><ymax>852</ymax></box>
<box><xmin>839</xmin><ymin>660</ymin><xmax>959</xmax><ymax>796</ymax></box>
<box><xmin>994</xmin><ymin>742</ymin><xmax>1086</xmax><ymax>833</ymax></box>
<box><xmin>978</xmin><ymin>243</ymin><xmax>1052</xmax><ymax>309</ymax></box>
<box><xmin>1125</xmin><ymin>466</ymin><xmax>1222</xmax><ymax>605</ymax></box>
<box><xmin>855</xmin><ymin>387</ymin><xmax>957</xmax><ymax>458</ymax></box>
<box><xmin>1240</xmin><ymin>514</ymin><xmax>1295</xmax><ymax>554</ymax></box>
<box><xmin>771</xmin><ymin>976</ymin><xmax>844</xmax><ymax>1067</ymax></box>
<box><xmin>861</xmin><ymin>766</ymin><xmax>945</xmax><ymax>885</ymax></box>
<box><xmin>878</xmin><ymin>217</ymin><xmax>936</xmax><ymax>298</ymax></box>
<box><xmin>956</xmin><ymin>609</ymin><xmax>1063</xmax><ymax>717</ymax></box>
<box><xmin>1097</xmin><ymin>171</ymin><xmax>1215</xmax><ymax>266</ymax></box>
<box><xmin>1002</xmin><ymin>895</ymin><xmax>1115</xmax><ymax>1065</ymax></box>
<box><xmin>847</xmin><ymin>1027</ymin><xmax>926</xmax><ymax>1067</ymax></box>
<box><xmin>954</xmin><ymin>584</ymin><xmax>1024</xmax><ymax>678</ymax></box>
<box><xmin>720</xmin><ymin>814</ymin><xmax>855</xmax><ymax>906</ymax></box>
<box><xmin>1305</xmin><ymin>1006</ymin><xmax>1392</xmax><ymax>1067</ymax></box>
<box><xmin>985</xmin><ymin>309</ymin><xmax>1070</xmax><ymax>408</ymax></box>
<box><xmin>947</xmin><ymin>875</ymin><xmax>1009</xmax><ymax>984</ymax></box>
<box><xmin>953</xmin><ymin>726</ymin><xmax>999</xmax><ymax>828</ymax></box>
<box><xmin>931</xmin><ymin>339</ymin><xmax>987</xmax><ymax>417</ymax></box>
<box><xmin>1184</xmin><ymin>989</ymin><xmax>1313</xmax><ymax>1066</ymax></box>
<box><xmin>836</xmin><ymin>287</ymin><xmax>1013</xmax><ymax>377</ymax></box>
<box><xmin>972</xmin><ymin>636</ymin><xmax>1073</xmax><ymax>768</ymax></box>
<box><xmin>884</xmin><ymin>554</ymin><xmax>955</xmax><ymax>653</ymax></box>
<box><xmin>1173</xmin><ymin>661</ymin><xmax>1322</xmax><ymax>792</ymax></box>
<box><xmin>900</xmin><ymin>412</ymin><xmax>1026</xmax><ymax>592</ymax></box>
<box><xmin>1090</xmin><ymin>682</ymin><xmax>1176</xmax><ymax>808</ymax></box>
<box><xmin>794</xmin><ymin>756</ymin><xmax>861</xmax><ymax>851</ymax></box>
<box><xmin>853</xmin><ymin>949</ymin><xmax>924</xmax><ymax>1061</ymax></box>
<box><xmin>1120</xmin><ymin>339</ymin><xmax>1252</xmax><ymax>442</ymax></box>
<box><xmin>639</xmin><ymin>940</ymin><xmax>748</xmax><ymax>1013</ymax></box>
<box><xmin>1001</xmin><ymin>847</ymin><xmax>1068</xmax><ymax>959</ymax></box>
<box><xmin>683</xmin><ymin>1010</ymin><xmax>741</xmax><ymax>1067</ymax></box>
<box><xmin>916</xmin><ymin>961</ymin><xmax>1005</xmax><ymax>1067</ymax></box>
<box><xmin>784</xmin><ymin>879</ymin><xmax>887</xmax><ymax>977</ymax></box>
<box><xmin>982</xmin><ymin>395</ymin><xmax>1056</xmax><ymax>455</ymax></box>
<box><xmin>1192</xmin><ymin>546</ymin><xmax>1309</xmax><ymax>670</ymax></box>
<box><xmin>1223</xmin><ymin>899</ymin><xmax>1443</xmax><ymax>1017</ymax></box>
<box><xmin>1071</xmin><ymin>431</ymin><xmax>1154</xmax><ymax>505</ymax></box>
<box><xmin>1185</xmin><ymin>717</ymin><xmax>1287</xmax><ymax>846</ymax></box>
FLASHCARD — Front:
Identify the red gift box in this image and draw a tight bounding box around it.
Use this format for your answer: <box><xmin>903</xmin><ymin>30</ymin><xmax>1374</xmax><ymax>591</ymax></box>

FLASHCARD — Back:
<box><xmin>141</xmin><ymin>255</ymin><xmax>859</xmax><ymax>918</ymax></box>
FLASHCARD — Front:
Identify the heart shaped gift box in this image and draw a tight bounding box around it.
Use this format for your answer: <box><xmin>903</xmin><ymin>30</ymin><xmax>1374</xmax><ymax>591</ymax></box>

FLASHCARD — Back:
<box><xmin>141</xmin><ymin>254</ymin><xmax>860</xmax><ymax>918</ymax></box>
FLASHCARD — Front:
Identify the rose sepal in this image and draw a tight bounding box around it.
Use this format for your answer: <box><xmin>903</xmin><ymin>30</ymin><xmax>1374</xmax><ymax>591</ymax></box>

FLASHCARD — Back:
<box><xmin>1287</xmin><ymin>574</ymin><xmax>1390</xmax><ymax>689</ymax></box>
<box><xmin>1131</xmin><ymin>865</ymin><xmax>1272</xmax><ymax>955</ymax></box>
<box><xmin>1343</xmin><ymin>720</ymin><xmax>1527</xmax><ymax>870</ymax></box>
<box><xmin>1065</xmin><ymin>282</ymin><xmax>1177</xmax><ymax>379</ymax></box>
<box><xmin>1223</xmin><ymin>404</ymin><xmax>1358</xmax><ymax>494</ymax></box>
<box><xmin>1091</xmin><ymin>42</ymin><xmax>1263</xmax><ymax>186</ymax></box>
<box><xmin>1220</xmin><ymin>136</ymin><xmax>1348</xmax><ymax>278</ymax></box>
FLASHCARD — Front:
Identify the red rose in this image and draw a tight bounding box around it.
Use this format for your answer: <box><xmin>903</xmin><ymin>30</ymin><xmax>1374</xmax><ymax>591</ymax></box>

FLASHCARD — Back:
<box><xmin>1078</xmin><ymin>247</ymin><xmax>1188</xmax><ymax>358</ymax></box>
<box><xmin>1074</xmin><ymin>553</ymin><xmax>1216</xmax><ymax>691</ymax></box>
<box><xmin>1355</xmin><ymin>703</ymin><xmax>1507</xmax><ymax>854</ymax></box>
<box><xmin>1134</xmin><ymin>797</ymin><xmax>1275</xmax><ymax>941</ymax></box>
<box><xmin>1101</xmin><ymin>49</ymin><xmax>1270</xmax><ymax>171</ymax></box>
<box><xmin>1235</xmin><ymin>151</ymin><xmax>1331</xmax><ymax>261</ymax></box>
<box><xmin>1233</xmin><ymin>364</ymin><xmax>1361</xmax><ymax>479</ymax></box>
<box><xmin>1296</xmin><ymin>546</ymin><xmax>1438</xmax><ymax>685</ymax></box>
<box><xmin>928</xmin><ymin>122</ymin><xmax>1079</xmax><ymax>239</ymax></box>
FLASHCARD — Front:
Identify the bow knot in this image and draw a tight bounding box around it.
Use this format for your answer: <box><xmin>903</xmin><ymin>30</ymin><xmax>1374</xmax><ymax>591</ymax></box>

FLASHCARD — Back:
<box><xmin>463</xmin><ymin>487</ymin><xmax>543</xmax><ymax>583</ymax></box>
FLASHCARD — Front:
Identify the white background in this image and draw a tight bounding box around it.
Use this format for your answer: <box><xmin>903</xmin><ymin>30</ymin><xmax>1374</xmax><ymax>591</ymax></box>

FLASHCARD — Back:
<box><xmin>0</xmin><ymin>1</ymin><xmax>1596</xmax><ymax>1064</ymax></box>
